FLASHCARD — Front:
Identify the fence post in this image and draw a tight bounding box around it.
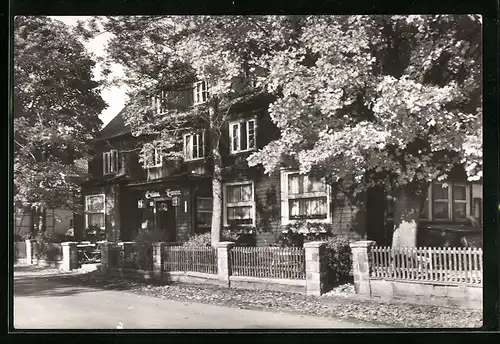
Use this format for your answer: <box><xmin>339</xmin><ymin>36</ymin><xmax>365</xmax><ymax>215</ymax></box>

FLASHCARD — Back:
<box><xmin>61</xmin><ymin>242</ymin><xmax>78</xmax><ymax>271</ymax></box>
<box><xmin>25</xmin><ymin>239</ymin><xmax>35</xmax><ymax>265</ymax></box>
<box><xmin>100</xmin><ymin>242</ymin><xmax>113</xmax><ymax>275</ymax></box>
<box><xmin>304</xmin><ymin>241</ymin><xmax>328</xmax><ymax>296</ymax></box>
<box><xmin>217</xmin><ymin>241</ymin><xmax>234</xmax><ymax>287</ymax></box>
<box><xmin>152</xmin><ymin>242</ymin><xmax>165</xmax><ymax>281</ymax></box>
<box><xmin>350</xmin><ymin>240</ymin><xmax>376</xmax><ymax>296</ymax></box>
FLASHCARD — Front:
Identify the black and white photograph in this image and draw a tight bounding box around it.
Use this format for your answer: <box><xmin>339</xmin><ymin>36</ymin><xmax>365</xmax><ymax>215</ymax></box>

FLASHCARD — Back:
<box><xmin>12</xmin><ymin>14</ymin><xmax>485</xmax><ymax>330</ymax></box>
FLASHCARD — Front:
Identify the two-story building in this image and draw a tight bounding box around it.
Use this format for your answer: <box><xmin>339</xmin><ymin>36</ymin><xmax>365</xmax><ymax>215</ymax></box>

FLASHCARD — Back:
<box><xmin>80</xmin><ymin>80</ymin><xmax>483</xmax><ymax>247</ymax></box>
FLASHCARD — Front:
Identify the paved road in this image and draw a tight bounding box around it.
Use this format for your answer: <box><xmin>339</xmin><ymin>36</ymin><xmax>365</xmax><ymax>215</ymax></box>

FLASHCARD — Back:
<box><xmin>13</xmin><ymin>269</ymin><xmax>383</xmax><ymax>329</ymax></box>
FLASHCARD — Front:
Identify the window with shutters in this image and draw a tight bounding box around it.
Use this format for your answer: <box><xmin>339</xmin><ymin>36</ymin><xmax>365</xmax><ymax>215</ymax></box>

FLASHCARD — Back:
<box><xmin>193</xmin><ymin>80</ymin><xmax>209</xmax><ymax>105</ymax></box>
<box><xmin>228</xmin><ymin>118</ymin><xmax>257</xmax><ymax>154</ymax></box>
<box><xmin>102</xmin><ymin>150</ymin><xmax>119</xmax><ymax>175</ymax></box>
<box><xmin>223</xmin><ymin>181</ymin><xmax>255</xmax><ymax>226</ymax></box>
<box><xmin>280</xmin><ymin>170</ymin><xmax>331</xmax><ymax>224</ymax></box>
<box><xmin>183</xmin><ymin>131</ymin><xmax>205</xmax><ymax>161</ymax></box>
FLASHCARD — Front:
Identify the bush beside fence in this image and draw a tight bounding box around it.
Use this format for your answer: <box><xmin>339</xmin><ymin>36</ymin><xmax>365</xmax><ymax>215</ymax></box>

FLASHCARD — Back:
<box><xmin>32</xmin><ymin>242</ymin><xmax>63</xmax><ymax>263</ymax></box>
<box><xmin>15</xmin><ymin>242</ymin><xmax>27</xmax><ymax>260</ymax></box>
<box><xmin>108</xmin><ymin>243</ymin><xmax>153</xmax><ymax>271</ymax></box>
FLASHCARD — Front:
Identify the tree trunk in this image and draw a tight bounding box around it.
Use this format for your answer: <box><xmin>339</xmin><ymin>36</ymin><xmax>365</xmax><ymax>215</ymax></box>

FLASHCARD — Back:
<box><xmin>391</xmin><ymin>187</ymin><xmax>422</xmax><ymax>247</ymax></box>
<box><xmin>41</xmin><ymin>207</ymin><xmax>47</xmax><ymax>233</ymax></box>
<box><xmin>209</xmin><ymin>106</ymin><xmax>222</xmax><ymax>246</ymax></box>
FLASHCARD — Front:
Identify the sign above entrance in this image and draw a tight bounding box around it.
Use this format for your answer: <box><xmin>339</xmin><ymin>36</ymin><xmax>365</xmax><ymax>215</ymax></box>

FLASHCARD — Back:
<box><xmin>144</xmin><ymin>189</ymin><xmax>182</xmax><ymax>199</ymax></box>
<box><xmin>145</xmin><ymin>191</ymin><xmax>161</xmax><ymax>199</ymax></box>
<box><xmin>166</xmin><ymin>189</ymin><xmax>181</xmax><ymax>197</ymax></box>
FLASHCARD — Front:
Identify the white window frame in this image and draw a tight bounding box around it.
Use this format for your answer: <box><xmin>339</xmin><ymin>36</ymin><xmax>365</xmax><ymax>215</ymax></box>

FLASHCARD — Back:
<box><xmin>183</xmin><ymin>131</ymin><xmax>205</xmax><ymax>161</ymax></box>
<box><xmin>223</xmin><ymin>180</ymin><xmax>256</xmax><ymax>226</ymax></box>
<box><xmin>102</xmin><ymin>150</ymin><xmax>119</xmax><ymax>175</ymax></box>
<box><xmin>229</xmin><ymin>118</ymin><xmax>257</xmax><ymax>154</ymax></box>
<box><xmin>85</xmin><ymin>194</ymin><xmax>105</xmax><ymax>230</ymax></box>
<box><xmin>280</xmin><ymin>170</ymin><xmax>331</xmax><ymax>225</ymax></box>
<box><xmin>151</xmin><ymin>90</ymin><xmax>168</xmax><ymax>115</ymax></box>
<box><xmin>144</xmin><ymin>145</ymin><xmax>162</xmax><ymax>168</ymax></box>
<box><xmin>196</xmin><ymin>197</ymin><xmax>213</xmax><ymax>230</ymax></box>
<box><xmin>388</xmin><ymin>182</ymin><xmax>472</xmax><ymax>222</ymax></box>
<box><xmin>193</xmin><ymin>80</ymin><xmax>209</xmax><ymax>105</ymax></box>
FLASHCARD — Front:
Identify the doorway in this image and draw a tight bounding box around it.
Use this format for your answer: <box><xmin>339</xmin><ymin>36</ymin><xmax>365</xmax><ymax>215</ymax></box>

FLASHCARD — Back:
<box><xmin>154</xmin><ymin>199</ymin><xmax>176</xmax><ymax>242</ymax></box>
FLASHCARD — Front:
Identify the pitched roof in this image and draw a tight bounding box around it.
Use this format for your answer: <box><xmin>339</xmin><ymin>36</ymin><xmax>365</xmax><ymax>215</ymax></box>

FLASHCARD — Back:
<box><xmin>95</xmin><ymin>107</ymin><xmax>131</xmax><ymax>141</ymax></box>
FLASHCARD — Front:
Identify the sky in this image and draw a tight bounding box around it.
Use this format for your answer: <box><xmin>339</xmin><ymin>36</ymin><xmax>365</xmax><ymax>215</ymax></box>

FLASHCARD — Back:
<box><xmin>50</xmin><ymin>16</ymin><xmax>128</xmax><ymax>128</ymax></box>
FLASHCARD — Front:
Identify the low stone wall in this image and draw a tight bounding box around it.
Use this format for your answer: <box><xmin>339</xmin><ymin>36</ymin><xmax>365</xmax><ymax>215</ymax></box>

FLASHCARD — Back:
<box><xmin>31</xmin><ymin>258</ymin><xmax>64</xmax><ymax>269</ymax></box>
<box><xmin>370</xmin><ymin>279</ymin><xmax>482</xmax><ymax>310</ymax></box>
<box><xmin>163</xmin><ymin>271</ymin><xmax>220</xmax><ymax>286</ymax></box>
<box><xmin>15</xmin><ymin>258</ymin><xmax>31</xmax><ymax>265</ymax></box>
<box><xmin>108</xmin><ymin>267</ymin><xmax>154</xmax><ymax>281</ymax></box>
<box><xmin>229</xmin><ymin>275</ymin><xmax>306</xmax><ymax>294</ymax></box>
<box><xmin>107</xmin><ymin>266</ymin><xmax>306</xmax><ymax>294</ymax></box>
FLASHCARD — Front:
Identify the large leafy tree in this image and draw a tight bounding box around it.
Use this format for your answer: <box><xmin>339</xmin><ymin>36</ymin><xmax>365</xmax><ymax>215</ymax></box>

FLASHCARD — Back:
<box><xmin>14</xmin><ymin>16</ymin><xmax>106</xmax><ymax>232</ymax></box>
<box><xmin>99</xmin><ymin>15</ymin><xmax>294</xmax><ymax>245</ymax></box>
<box><xmin>247</xmin><ymin>15</ymin><xmax>482</xmax><ymax>247</ymax></box>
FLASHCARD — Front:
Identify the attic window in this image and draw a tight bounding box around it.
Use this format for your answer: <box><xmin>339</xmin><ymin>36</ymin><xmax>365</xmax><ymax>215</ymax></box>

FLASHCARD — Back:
<box><xmin>193</xmin><ymin>81</ymin><xmax>209</xmax><ymax>105</ymax></box>
<box><xmin>151</xmin><ymin>91</ymin><xmax>168</xmax><ymax>114</ymax></box>
<box><xmin>145</xmin><ymin>146</ymin><xmax>162</xmax><ymax>168</ymax></box>
<box><xmin>103</xmin><ymin>150</ymin><xmax>119</xmax><ymax>175</ymax></box>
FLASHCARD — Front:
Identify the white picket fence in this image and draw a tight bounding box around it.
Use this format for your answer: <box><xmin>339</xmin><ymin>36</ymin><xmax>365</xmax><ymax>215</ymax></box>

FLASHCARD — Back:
<box><xmin>370</xmin><ymin>246</ymin><xmax>483</xmax><ymax>286</ymax></box>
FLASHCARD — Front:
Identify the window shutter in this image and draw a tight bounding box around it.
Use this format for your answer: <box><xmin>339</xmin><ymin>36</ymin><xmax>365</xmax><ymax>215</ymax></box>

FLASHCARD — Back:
<box><xmin>232</xmin><ymin>123</ymin><xmax>239</xmax><ymax>152</ymax></box>
<box><xmin>103</xmin><ymin>153</ymin><xmax>109</xmax><ymax>175</ymax></box>
<box><xmin>200</xmin><ymin>131</ymin><xmax>205</xmax><ymax>157</ymax></box>
<box><xmin>240</xmin><ymin>122</ymin><xmax>248</xmax><ymax>151</ymax></box>
<box><xmin>112</xmin><ymin>150</ymin><xmax>119</xmax><ymax>172</ymax></box>
<box><xmin>193</xmin><ymin>134</ymin><xmax>199</xmax><ymax>158</ymax></box>
<box><xmin>248</xmin><ymin>120</ymin><xmax>255</xmax><ymax>149</ymax></box>
<box><xmin>185</xmin><ymin>135</ymin><xmax>192</xmax><ymax>160</ymax></box>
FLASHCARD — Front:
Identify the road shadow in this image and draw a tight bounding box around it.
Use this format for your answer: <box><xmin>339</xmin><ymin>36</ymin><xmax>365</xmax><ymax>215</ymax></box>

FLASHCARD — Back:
<box><xmin>13</xmin><ymin>265</ymin><xmax>49</xmax><ymax>273</ymax></box>
<box><xmin>13</xmin><ymin>275</ymin><xmax>101</xmax><ymax>298</ymax></box>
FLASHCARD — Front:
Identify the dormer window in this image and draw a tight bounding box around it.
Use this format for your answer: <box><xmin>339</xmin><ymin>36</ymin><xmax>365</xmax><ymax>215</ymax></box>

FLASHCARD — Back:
<box><xmin>184</xmin><ymin>131</ymin><xmax>205</xmax><ymax>161</ymax></box>
<box><xmin>229</xmin><ymin>118</ymin><xmax>257</xmax><ymax>154</ymax></box>
<box><xmin>103</xmin><ymin>150</ymin><xmax>119</xmax><ymax>175</ymax></box>
<box><xmin>151</xmin><ymin>90</ymin><xmax>168</xmax><ymax>114</ymax></box>
<box><xmin>193</xmin><ymin>81</ymin><xmax>209</xmax><ymax>105</ymax></box>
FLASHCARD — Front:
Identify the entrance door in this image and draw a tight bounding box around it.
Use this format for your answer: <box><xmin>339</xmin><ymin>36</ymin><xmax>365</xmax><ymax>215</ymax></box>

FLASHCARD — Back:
<box><xmin>155</xmin><ymin>200</ymin><xmax>176</xmax><ymax>242</ymax></box>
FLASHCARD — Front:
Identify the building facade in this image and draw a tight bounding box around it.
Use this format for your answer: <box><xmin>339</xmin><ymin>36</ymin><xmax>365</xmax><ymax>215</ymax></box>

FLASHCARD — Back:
<box><xmin>81</xmin><ymin>81</ymin><xmax>483</xmax><ymax>247</ymax></box>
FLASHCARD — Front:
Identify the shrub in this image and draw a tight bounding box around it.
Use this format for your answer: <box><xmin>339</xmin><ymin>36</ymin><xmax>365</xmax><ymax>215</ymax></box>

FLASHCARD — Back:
<box><xmin>323</xmin><ymin>235</ymin><xmax>352</xmax><ymax>286</ymax></box>
<box><xmin>182</xmin><ymin>227</ymin><xmax>257</xmax><ymax>248</ymax></box>
<box><xmin>125</xmin><ymin>228</ymin><xmax>164</xmax><ymax>270</ymax></box>
<box><xmin>14</xmin><ymin>233</ymin><xmax>29</xmax><ymax>242</ymax></box>
<box><xmin>84</xmin><ymin>224</ymin><xmax>106</xmax><ymax>243</ymax></box>
<box><xmin>32</xmin><ymin>241</ymin><xmax>62</xmax><ymax>262</ymax></box>
<box><xmin>183</xmin><ymin>232</ymin><xmax>211</xmax><ymax>248</ymax></box>
<box><xmin>121</xmin><ymin>250</ymin><xmax>148</xmax><ymax>270</ymax></box>
<box><xmin>277</xmin><ymin>221</ymin><xmax>334</xmax><ymax>247</ymax></box>
<box><xmin>34</xmin><ymin>231</ymin><xmax>70</xmax><ymax>244</ymax></box>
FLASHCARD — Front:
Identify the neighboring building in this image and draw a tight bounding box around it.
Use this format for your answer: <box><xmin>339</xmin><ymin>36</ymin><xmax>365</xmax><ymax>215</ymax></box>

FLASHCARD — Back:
<box><xmin>14</xmin><ymin>159</ymin><xmax>89</xmax><ymax>240</ymax></box>
<box><xmin>81</xmin><ymin>80</ymin><xmax>483</xmax><ymax>247</ymax></box>
<box><xmin>14</xmin><ymin>207</ymin><xmax>74</xmax><ymax>238</ymax></box>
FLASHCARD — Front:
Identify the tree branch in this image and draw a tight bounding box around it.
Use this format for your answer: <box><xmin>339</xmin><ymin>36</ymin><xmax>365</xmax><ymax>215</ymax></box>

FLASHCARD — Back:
<box><xmin>14</xmin><ymin>140</ymin><xmax>36</xmax><ymax>161</ymax></box>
